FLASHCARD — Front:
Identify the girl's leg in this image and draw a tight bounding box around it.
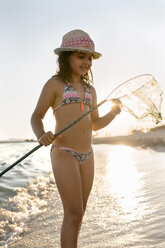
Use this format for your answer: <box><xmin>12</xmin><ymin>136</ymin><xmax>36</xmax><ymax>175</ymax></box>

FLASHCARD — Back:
<box><xmin>51</xmin><ymin>148</ymin><xmax>84</xmax><ymax>248</ymax></box>
<box><xmin>79</xmin><ymin>151</ymin><xmax>94</xmax><ymax>211</ymax></box>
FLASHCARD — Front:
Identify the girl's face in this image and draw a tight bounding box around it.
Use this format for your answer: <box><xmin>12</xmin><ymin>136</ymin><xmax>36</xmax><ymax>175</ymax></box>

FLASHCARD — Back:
<box><xmin>69</xmin><ymin>52</ymin><xmax>93</xmax><ymax>77</ymax></box>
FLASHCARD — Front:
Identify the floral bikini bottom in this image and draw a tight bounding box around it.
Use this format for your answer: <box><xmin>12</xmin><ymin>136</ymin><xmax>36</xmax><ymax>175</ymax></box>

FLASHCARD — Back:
<box><xmin>51</xmin><ymin>145</ymin><xmax>92</xmax><ymax>164</ymax></box>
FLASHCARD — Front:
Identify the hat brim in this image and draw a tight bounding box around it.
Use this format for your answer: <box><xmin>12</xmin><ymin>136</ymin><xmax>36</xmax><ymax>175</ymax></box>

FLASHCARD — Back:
<box><xmin>54</xmin><ymin>47</ymin><xmax>102</xmax><ymax>59</ymax></box>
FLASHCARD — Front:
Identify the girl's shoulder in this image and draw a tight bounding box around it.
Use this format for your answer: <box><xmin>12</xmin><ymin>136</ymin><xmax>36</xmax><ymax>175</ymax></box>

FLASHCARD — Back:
<box><xmin>47</xmin><ymin>75</ymin><xmax>63</xmax><ymax>85</ymax></box>
<box><xmin>43</xmin><ymin>75</ymin><xmax>64</xmax><ymax>91</ymax></box>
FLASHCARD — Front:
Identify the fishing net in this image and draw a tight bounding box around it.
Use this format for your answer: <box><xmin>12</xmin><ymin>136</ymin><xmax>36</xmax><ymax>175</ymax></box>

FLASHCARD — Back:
<box><xmin>109</xmin><ymin>74</ymin><xmax>163</xmax><ymax>124</ymax></box>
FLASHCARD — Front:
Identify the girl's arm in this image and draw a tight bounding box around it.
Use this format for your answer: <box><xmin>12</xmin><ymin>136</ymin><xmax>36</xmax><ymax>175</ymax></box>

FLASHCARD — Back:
<box><xmin>31</xmin><ymin>78</ymin><xmax>56</xmax><ymax>146</ymax></box>
<box><xmin>90</xmin><ymin>87</ymin><xmax>121</xmax><ymax>131</ymax></box>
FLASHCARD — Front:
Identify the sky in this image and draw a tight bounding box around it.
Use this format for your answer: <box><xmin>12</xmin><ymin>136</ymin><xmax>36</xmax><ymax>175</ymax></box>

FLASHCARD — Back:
<box><xmin>0</xmin><ymin>0</ymin><xmax>165</xmax><ymax>140</ymax></box>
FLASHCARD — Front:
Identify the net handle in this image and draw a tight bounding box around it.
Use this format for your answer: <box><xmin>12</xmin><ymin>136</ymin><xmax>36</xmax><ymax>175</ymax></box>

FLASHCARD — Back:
<box><xmin>0</xmin><ymin>99</ymin><xmax>106</xmax><ymax>178</ymax></box>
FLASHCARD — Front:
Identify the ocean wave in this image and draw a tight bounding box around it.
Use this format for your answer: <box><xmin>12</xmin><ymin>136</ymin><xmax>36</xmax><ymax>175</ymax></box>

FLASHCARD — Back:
<box><xmin>0</xmin><ymin>173</ymin><xmax>55</xmax><ymax>247</ymax></box>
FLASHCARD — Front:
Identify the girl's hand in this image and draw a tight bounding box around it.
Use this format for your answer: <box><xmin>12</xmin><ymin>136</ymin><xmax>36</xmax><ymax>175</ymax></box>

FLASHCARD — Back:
<box><xmin>111</xmin><ymin>100</ymin><xmax>121</xmax><ymax>116</ymax></box>
<box><xmin>38</xmin><ymin>131</ymin><xmax>55</xmax><ymax>146</ymax></box>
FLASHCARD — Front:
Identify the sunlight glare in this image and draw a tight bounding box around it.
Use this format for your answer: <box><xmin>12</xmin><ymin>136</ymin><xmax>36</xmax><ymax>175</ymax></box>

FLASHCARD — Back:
<box><xmin>43</xmin><ymin>108</ymin><xmax>55</xmax><ymax>133</ymax></box>
<box><xmin>99</xmin><ymin>101</ymin><xmax>113</xmax><ymax>117</ymax></box>
<box><xmin>105</xmin><ymin>145</ymin><xmax>145</xmax><ymax>216</ymax></box>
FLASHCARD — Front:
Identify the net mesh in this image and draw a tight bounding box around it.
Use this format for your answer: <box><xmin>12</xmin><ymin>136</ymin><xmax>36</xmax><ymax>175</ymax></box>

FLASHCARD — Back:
<box><xmin>109</xmin><ymin>75</ymin><xmax>163</xmax><ymax>124</ymax></box>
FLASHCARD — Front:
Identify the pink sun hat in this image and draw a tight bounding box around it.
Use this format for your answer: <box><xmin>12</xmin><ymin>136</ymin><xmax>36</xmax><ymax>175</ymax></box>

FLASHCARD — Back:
<box><xmin>54</xmin><ymin>29</ymin><xmax>102</xmax><ymax>59</ymax></box>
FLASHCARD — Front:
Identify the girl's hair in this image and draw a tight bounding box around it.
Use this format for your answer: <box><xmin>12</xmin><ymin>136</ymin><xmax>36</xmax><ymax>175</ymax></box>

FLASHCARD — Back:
<box><xmin>56</xmin><ymin>51</ymin><xmax>93</xmax><ymax>84</ymax></box>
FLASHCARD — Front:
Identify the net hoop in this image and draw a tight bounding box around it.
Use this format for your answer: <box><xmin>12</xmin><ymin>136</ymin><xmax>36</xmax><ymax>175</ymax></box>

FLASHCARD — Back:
<box><xmin>107</xmin><ymin>74</ymin><xmax>154</xmax><ymax>100</ymax></box>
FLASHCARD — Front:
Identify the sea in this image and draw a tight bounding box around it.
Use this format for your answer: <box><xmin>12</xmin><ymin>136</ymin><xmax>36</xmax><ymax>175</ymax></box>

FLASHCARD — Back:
<box><xmin>0</xmin><ymin>142</ymin><xmax>165</xmax><ymax>248</ymax></box>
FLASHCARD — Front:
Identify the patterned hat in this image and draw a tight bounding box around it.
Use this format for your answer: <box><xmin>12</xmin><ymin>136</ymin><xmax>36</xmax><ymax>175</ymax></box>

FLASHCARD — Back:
<box><xmin>54</xmin><ymin>29</ymin><xmax>102</xmax><ymax>59</ymax></box>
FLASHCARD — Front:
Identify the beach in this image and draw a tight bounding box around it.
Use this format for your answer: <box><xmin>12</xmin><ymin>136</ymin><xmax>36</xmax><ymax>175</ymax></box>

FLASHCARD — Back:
<box><xmin>0</xmin><ymin>138</ymin><xmax>165</xmax><ymax>248</ymax></box>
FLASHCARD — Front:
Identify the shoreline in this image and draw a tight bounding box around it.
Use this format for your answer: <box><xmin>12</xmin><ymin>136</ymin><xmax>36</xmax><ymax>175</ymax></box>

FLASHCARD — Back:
<box><xmin>93</xmin><ymin>134</ymin><xmax>165</xmax><ymax>147</ymax></box>
<box><xmin>1</xmin><ymin>135</ymin><xmax>165</xmax><ymax>147</ymax></box>
<box><xmin>1</xmin><ymin>125</ymin><xmax>165</xmax><ymax>147</ymax></box>
<box><xmin>0</xmin><ymin>140</ymin><xmax>37</xmax><ymax>144</ymax></box>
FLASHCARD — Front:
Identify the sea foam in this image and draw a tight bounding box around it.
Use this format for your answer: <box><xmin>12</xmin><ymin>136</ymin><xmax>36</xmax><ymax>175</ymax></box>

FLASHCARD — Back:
<box><xmin>0</xmin><ymin>173</ymin><xmax>55</xmax><ymax>247</ymax></box>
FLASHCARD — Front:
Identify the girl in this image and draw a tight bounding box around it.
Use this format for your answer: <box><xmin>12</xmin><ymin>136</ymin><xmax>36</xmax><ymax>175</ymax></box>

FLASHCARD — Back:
<box><xmin>31</xmin><ymin>29</ymin><xmax>121</xmax><ymax>248</ymax></box>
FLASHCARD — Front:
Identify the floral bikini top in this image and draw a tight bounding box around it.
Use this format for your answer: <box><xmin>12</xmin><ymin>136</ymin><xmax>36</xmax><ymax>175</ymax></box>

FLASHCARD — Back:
<box><xmin>53</xmin><ymin>82</ymin><xmax>93</xmax><ymax>113</ymax></box>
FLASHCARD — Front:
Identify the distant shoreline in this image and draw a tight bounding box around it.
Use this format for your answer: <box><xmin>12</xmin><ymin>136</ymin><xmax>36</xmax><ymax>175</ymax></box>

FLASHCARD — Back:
<box><xmin>1</xmin><ymin>125</ymin><xmax>165</xmax><ymax>147</ymax></box>
<box><xmin>93</xmin><ymin>135</ymin><xmax>165</xmax><ymax>147</ymax></box>
<box><xmin>1</xmin><ymin>135</ymin><xmax>165</xmax><ymax>148</ymax></box>
<box><xmin>0</xmin><ymin>140</ymin><xmax>38</xmax><ymax>144</ymax></box>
